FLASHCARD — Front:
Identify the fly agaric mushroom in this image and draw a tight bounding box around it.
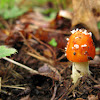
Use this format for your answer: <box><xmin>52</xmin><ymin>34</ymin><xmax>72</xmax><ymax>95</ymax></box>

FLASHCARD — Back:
<box><xmin>65</xmin><ymin>29</ymin><xmax>95</xmax><ymax>84</ymax></box>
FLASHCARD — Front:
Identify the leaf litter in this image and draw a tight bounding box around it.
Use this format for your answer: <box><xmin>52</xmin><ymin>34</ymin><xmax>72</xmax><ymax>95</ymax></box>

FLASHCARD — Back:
<box><xmin>0</xmin><ymin>1</ymin><xmax>100</xmax><ymax>100</ymax></box>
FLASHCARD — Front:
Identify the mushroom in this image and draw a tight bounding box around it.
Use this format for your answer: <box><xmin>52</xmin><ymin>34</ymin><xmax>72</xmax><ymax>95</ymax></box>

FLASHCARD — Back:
<box><xmin>65</xmin><ymin>29</ymin><xmax>95</xmax><ymax>84</ymax></box>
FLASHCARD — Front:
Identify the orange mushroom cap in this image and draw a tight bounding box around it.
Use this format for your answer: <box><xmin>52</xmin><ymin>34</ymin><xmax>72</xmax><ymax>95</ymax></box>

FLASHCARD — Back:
<box><xmin>66</xmin><ymin>29</ymin><xmax>95</xmax><ymax>62</ymax></box>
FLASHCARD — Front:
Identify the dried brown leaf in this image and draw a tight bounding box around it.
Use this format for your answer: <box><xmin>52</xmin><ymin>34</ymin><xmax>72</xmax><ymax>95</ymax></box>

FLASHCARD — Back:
<box><xmin>88</xmin><ymin>95</ymin><xmax>98</xmax><ymax>100</ymax></box>
<box><xmin>72</xmin><ymin>0</ymin><xmax>100</xmax><ymax>41</ymax></box>
<box><xmin>76</xmin><ymin>98</ymin><xmax>85</xmax><ymax>100</ymax></box>
<box><xmin>20</xmin><ymin>95</ymin><xmax>31</xmax><ymax>100</ymax></box>
<box><xmin>43</xmin><ymin>49</ymin><xmax>52</xmax><ymax>58</ymax></box>
<box><xmin>88</xmin><ymin>0</ymin><xmax>100</xmax><ymax>12</ymax></box>
<box><xmin>34</xmin><ymin>28</ymin><xmax>67</xmax><ymax>49</ymax></box>
<box><xmin>38</xmin><ymin>63</ymin><xmax>62</xmax><ymax>81</ymax></box>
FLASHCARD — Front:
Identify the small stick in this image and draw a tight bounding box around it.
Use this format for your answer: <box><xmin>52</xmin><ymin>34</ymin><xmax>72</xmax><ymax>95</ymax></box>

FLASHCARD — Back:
<box><xmin>3</xmin><ymin>57</ymin><xmax>39</xmax><ymax>74</ymax></box>
<box><xmin>51</xmin><ymin>83</ymin><xmax>57</xmax><ymax>100</ymax></box>
<box><xmin>32</xmin><ymin>35</ymin><xmax>56</xmax><ymax>61</ymax></box>
<box><xmin>1</xmin><ymin>85</ymin><xmax>25</xmax><ymax>90</ymax></box>
<box><xmin>27</xmin><ymin>52</ymin><xmax>53</xmax><ymax>65</ymax></box>
<box><xmin>19</xmin><ymin>31</ymin><xmax>40</xmax><ymax>56</ymax></box>
<box><xmin>0</xmin><ymin>77</ymin><xmax>1</xmax><ymax>92</ymax></box>
<box><xmin>2</xmin><ymin>57</ymin><xmax>61</xmax><ymax>81</ymax></box>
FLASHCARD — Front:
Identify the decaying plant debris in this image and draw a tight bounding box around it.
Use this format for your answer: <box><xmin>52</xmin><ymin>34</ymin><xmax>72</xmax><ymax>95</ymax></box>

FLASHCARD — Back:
<box><xmin>0</xmin><ymin>0</ymin><xmax>100</xmax><ymax>100</ymax></box>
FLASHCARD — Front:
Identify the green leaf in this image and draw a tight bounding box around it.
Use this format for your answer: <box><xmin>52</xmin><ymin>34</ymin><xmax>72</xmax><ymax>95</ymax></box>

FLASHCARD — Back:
<box><xmin>0</xmin><ymin>0</ymin><xmax>28</xmax><ymax>19</ymax></box>
<box><xmin>43</xmin><ymin>12</ymin><xmax>57</xmax><ymax>21</ymax></box>
<box><xmin>0</xmin><ymin>45</ymin><xmax>17</xmax><ymax>59</ymax></box>
<box><xmin>96</xmin><ymin>47</ymin><xmax>100</xmax><ymax>52</ymax></box>
<box><xmin>97</xmin><ymin>22</ymin><xmax>100</xmax><ymax>29</ymax></box>
<box><xmin>3</xmin><ymin>6</ymin><xmax>28</xmax><ymax>19</ymax></box>
<box><xmin>48</xmin><ymin>38</ymin><xmax>57</xmax><ymax>47</ymax></box>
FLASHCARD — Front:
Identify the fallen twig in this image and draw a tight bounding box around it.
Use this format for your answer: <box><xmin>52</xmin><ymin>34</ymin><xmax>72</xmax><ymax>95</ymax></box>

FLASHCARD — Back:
<box><xmin>1</xmin><ymin>85</ymin><xmax>25</xmax><ymax>90</ymax></box>
<box><xmin>3</xmin><ymin>57</ymin><xmax>61</xmax><ymax>81</ymax></box>
<box><xmin>51</xmin><ymin>83</ymin><xmax>58</xmax><ymax>100</ymax></box>
<box><xmin>0</xmin><ymin>77</ymin><xmax>1</xmax><ymax>92</ymax></box>
<box><xmin>3</xmin><ymin>57</ymin><xmax>39</xmax><ymax>74</ymax></box>
<box><xmin>27</xmin><ymin>51</ymin><xmax>54</xmax><ymax>65</ymax></box>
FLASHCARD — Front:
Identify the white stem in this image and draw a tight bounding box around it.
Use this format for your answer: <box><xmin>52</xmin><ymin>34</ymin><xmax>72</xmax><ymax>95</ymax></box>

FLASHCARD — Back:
<box><xmin>71</xmin><ymin>62</ymin><xmax>90</xmax><ymax>84</ymax></box>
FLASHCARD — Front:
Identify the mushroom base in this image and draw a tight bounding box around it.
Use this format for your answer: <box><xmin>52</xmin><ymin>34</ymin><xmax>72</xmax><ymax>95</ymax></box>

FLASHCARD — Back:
<box><xmin>71</xmin><ymin>62</ymin><xmax>90</xmax><ymax>84</ymax></box>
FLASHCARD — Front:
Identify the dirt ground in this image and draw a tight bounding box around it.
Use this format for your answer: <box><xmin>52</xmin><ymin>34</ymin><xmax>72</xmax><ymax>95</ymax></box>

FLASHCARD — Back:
<box><xmin>0</xmin><ymin>9</ymin><xmax>100</xmax><ymax>100</ymax></box>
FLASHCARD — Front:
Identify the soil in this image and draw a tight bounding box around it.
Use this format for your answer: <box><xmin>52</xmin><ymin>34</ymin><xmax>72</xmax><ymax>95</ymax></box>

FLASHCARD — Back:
<box><xmin>0</xmin><ymin>11</ymin><xmax>100</xmax><ymax>100</ymax></box>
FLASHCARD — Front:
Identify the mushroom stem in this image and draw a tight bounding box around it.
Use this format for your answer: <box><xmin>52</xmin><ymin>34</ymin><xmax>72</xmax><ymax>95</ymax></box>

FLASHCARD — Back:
<box><xmin>71</xmin><ymin>62</ymin><xmax>90</xmax><ymax>83</ymax></box>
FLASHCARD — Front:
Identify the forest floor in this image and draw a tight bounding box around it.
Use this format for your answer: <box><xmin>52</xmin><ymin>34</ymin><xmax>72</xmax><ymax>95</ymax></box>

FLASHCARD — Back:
<box><xmin>0</xmin><ymin>8</ymin><xmax>100</xmax><ymax>100</ymax></box>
